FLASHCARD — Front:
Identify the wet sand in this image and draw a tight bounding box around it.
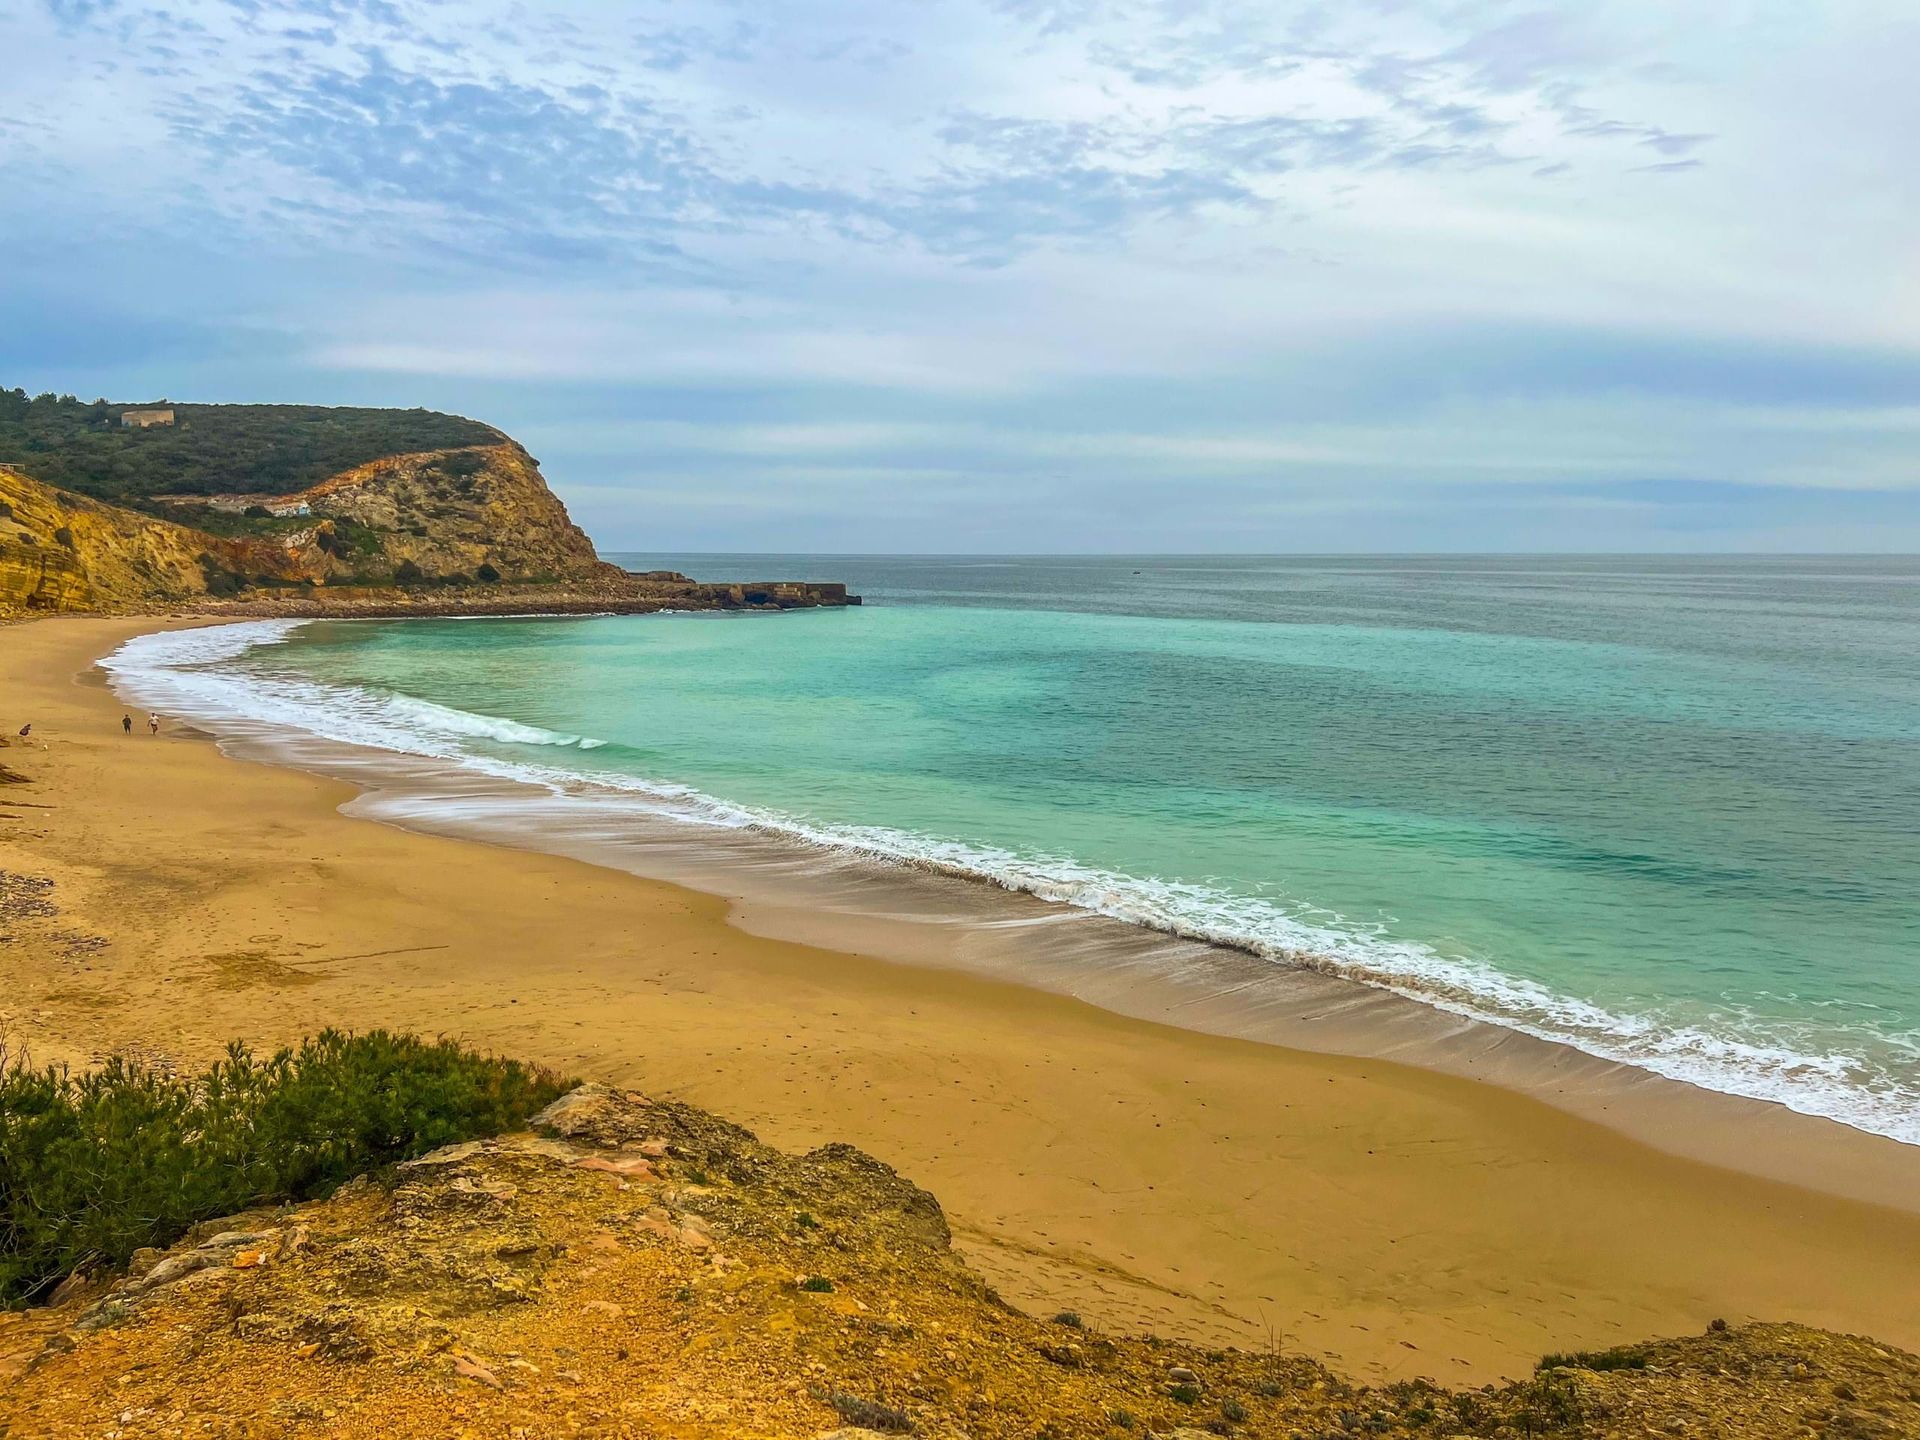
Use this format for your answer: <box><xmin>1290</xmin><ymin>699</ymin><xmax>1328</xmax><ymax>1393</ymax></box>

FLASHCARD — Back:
<box><xmin>4</xmin><ymin>614</ymin><xmax>1920</xmax><ymax>1383</ymax></box>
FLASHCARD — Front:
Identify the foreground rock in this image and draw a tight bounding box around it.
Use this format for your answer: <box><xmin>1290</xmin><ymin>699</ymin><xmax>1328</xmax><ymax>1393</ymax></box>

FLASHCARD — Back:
<box><xmin>2</xmin><ymin>1086</ymin><xmax>1915</xmax><ymax>1439</ymax></box>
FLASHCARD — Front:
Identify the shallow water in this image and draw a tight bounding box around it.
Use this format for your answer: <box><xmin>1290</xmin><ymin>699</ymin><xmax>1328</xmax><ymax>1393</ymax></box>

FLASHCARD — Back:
<box><xmin>107</xmin><ymin>555</ymin><xmax>1920</xmax><ymax>1142</ymax></box>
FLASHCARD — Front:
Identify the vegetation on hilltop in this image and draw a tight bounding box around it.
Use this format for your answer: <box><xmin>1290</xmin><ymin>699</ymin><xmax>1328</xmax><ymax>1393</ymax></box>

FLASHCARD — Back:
<box><xmin>0</xmin><ymin>1029</ymin><xmax>568</xmax><ymax>1305</ymax></box>
<box><xmin>0</xmin><ymin>389</ymin><xmax>500</xmax><ymax>505</ymax></box>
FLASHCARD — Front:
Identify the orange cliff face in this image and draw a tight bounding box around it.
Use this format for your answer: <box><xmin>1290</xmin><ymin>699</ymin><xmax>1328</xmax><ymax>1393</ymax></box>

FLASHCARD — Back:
<box><xmin>0</xmin><ymin>443</ymin><xmax>613</xmax><ymax>617</ymax></box>
<box><xmin>0</xmin><ymin>466</ymin><xmax>226</xmax><ymax>614</ymax></box>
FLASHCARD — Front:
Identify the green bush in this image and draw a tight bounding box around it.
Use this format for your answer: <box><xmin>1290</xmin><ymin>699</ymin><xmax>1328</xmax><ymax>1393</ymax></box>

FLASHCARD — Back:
<box><xmin>0</xmin><ymin>1029</ymin><xmax>567</xmax><ymax>1305</ymax></box>
<box><xmin>0</xmin><ymin>389</ymin><xmax>500</xmax><ymax>503</ymax></box>
<box><xmin>1536</xmin><ymin>1346</ymin><xmax>1648</xmax><ymax>1373</ymax></box>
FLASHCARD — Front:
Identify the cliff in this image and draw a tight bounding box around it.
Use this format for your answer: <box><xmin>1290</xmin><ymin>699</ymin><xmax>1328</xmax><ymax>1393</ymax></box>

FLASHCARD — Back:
<box><xmin>157</xmin><ymin>441</ymin><xmax>617</xmax><ymax>591</ymax></box>
<box><xmin>1</xmin><ymin>1083</ymin><xmax>1913</xmax><ymax>1439</ymax></box>
<box><xmin>0</xmin><ymin>466</ymin><xmax>234</xmax><ymax>614</ymax></box>
<box><xmin>279</xmin><ymin>442</ymin><xmax>605</xmax><ymax>583</ymax></box>
<box><xmin>1</xmin><ymin>441</ymin><xmax>614</xmax><ymax>617</ymax></box>
<box><xmin>1</xmin><ymin>413</ymin><xmax>857</xmax><ymax>617</ymax></box>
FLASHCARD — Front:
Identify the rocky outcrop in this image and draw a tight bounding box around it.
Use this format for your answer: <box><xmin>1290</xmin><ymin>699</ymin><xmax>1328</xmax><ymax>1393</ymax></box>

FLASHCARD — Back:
<box><xmin>2</xmin><ymin>1084</ymin><xmax>1916</xmax><ymax>1439</ymax></box>
<box><xmin>269</xmin><ymin>442</ymin><xmax>611</xmax><ymax>586</ymax></box>
<box><xmin>147</xmin><ymin>442</ymin><xmax>614</xmax><ymax>592</ymax></box>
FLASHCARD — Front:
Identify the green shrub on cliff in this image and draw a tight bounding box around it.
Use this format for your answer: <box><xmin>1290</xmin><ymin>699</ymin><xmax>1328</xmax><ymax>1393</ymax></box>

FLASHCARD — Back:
<box><xmin>0</xmin><ymin>1029</ymin><xmax>568</xmax><ymax>1305</ymax></box>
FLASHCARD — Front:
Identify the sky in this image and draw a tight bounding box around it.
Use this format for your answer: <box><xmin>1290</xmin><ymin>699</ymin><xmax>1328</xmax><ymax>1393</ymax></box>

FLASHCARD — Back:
<box><xmin>3</xmin><ymin>0</ymin><xmax>1916</xmax><ymax>552</ymax></box>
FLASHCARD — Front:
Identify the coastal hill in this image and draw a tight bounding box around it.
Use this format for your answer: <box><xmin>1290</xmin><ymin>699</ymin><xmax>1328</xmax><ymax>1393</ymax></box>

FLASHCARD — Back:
<box><xmin>3</xmin><ymin>1081</ymin><xmax>1914</xmax><ymax>1438</ymax></box>
<box><xmin>0</xmin><ymin>389</ymin><xmax>853</xmax><ymax>616</ymax></box>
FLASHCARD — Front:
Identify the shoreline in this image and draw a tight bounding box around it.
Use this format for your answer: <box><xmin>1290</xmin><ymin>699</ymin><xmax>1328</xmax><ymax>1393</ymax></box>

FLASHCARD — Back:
<box><xmin>5</xmin><ymin>613</ymin><xmax>1920</xmax><ymax>1383</ymax></box>
<box><xmin>103</xmin><ymin>614</ymin><xmax>1920</xmax><ymax>1208</ymax></box>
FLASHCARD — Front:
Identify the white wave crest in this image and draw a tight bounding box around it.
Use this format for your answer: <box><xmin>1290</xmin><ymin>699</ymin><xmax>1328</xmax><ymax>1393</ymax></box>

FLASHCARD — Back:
<box><xmin>104</xmin><ymin>621</ymin><xmax>607</xmax><ymax>755</ymax></box>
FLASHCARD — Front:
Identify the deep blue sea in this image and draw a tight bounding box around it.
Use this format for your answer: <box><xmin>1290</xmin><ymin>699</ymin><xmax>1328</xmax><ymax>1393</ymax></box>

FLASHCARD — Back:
<box><xmin>110</xmin><ymin>555</ymin><xmax>1920</xmax><ymax>1142</ymax></box>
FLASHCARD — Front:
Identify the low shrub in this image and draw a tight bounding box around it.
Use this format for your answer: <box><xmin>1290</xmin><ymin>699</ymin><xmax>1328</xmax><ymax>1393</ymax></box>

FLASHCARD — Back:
<box><xmin>825</xmin><ymin>1391</ymin><xmax>913</xmax><ymax>1433</ymax></box>
<box><xmin>1536</xmin><ymin>1346</ymin><xmax>1648</xmax><ymax>1373</ymax></box>
<box><xmin>799</xmin><ymin>1275</ymin><xmax>835</xmax><ymax>1293</ymax></box>
<box><xmin>436</xmin><ymin>450</ymin><xmax>486</xmax><ymax>478</ymax></box>
<box><xmin>0</xmin><ymin>1029</ymin><xmax>568</xmax><ymax>1305</ymax></box>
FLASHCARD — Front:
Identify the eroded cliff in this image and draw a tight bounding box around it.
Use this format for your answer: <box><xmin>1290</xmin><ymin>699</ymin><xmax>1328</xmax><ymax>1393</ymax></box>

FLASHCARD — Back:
<box><xmin>0</xmin><ymin>467</ymin><xmax>228</xmax><ymax>614</ymax></box>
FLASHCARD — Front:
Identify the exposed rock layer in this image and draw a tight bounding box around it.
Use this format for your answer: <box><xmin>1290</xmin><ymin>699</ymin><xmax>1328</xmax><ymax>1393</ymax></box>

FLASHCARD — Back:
<box><xmin>0</xmin><ymin>466</ymin><xmax>221</xmax><ymax>613</ymax></box>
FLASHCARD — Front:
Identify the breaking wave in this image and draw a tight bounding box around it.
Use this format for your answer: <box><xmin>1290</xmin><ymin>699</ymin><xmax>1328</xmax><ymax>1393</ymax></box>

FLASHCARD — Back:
<box><xmin>103</xmin><ymin>620</ymin><xmax>1920</xmax><ymax>1147</ymax></box>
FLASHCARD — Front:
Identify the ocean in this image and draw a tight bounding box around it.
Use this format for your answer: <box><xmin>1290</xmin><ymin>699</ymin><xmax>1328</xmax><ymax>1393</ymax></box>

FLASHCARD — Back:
<box><xmin>106</xmin><ymin>554</ymin><xmax>1920</xmax><ymax>1143</ymax></box>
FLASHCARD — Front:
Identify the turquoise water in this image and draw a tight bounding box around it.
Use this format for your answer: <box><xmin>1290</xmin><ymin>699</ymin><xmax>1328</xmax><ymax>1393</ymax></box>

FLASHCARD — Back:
<box><xmin>115</xmin><ymin>557</ymin><xmax>1920</xmax><ymax>1140</ymax></box>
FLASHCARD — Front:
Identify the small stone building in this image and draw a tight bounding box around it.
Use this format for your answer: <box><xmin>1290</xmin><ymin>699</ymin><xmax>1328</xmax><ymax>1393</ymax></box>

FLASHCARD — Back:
<box><xmin>120</xmin><ymin>408</ymin><xmax>175</xmax><ymax>428</ymax></box>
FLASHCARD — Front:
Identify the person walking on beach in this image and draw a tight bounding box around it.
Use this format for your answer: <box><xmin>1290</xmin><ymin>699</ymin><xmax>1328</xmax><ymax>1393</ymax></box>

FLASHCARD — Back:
<box><xmin>147</xmin><ymin>714</ymin><xmax>160</xmax><ymax>736</ymax></box>
<box><xmin>122</xmin><ymin>714</ymin><xmax>133</xmax><ymax>735</ymax></box>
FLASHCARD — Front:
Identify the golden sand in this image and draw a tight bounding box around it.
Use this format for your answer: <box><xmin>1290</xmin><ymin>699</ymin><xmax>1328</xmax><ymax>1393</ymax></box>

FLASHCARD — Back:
<box><xmin>4</xmin><ymin>615</ymin><xmax>1919</xmax><ymax>1384</ymax></box>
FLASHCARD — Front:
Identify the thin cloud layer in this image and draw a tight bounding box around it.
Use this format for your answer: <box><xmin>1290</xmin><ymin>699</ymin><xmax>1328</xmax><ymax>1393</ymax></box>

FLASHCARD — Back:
<box><xmin>2</xmin><ymin>0</ymin><xmax>1915</xmax><ymax>550</ymax></box>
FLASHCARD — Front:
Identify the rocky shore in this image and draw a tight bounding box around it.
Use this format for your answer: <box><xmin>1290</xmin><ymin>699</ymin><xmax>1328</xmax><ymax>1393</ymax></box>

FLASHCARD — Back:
<box><xmin>153</xmin><ymin>571</ymin><xmax>860</xmax><ymax>621</ymax></box>
<box><xmin>5</xmin><ymin>1082</ymin><xmax>1914</xmax><ymax>1440</ymax></box>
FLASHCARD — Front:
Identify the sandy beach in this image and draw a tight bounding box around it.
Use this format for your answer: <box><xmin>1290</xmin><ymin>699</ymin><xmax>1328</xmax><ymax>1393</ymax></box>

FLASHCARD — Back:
<box><xmin>5</xmin><ymin>613</ymin><xmax>1920</xmax><ymax>1385</ymax></box>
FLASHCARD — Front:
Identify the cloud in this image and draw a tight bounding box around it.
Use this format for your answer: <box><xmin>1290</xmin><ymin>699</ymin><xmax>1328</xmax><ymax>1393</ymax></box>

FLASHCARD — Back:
<box><xmin>43</xmin><ymin>0</ymin><xmax>118</xmax><ymax>24</ymax></box>
<box><xmin>2</xmin><ymin>0</ymin><xmax>1916</xmax><ymax>550</ymax></box>
<box><xmin>166</xmin><ymin>58</ymin><xmax>710</xmax><ymax>257</ymax></box>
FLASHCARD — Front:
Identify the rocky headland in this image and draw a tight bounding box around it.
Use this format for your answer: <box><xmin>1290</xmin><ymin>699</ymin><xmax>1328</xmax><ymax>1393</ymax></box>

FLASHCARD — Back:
<box><xmin>0</xmin><ymin>394</ymin><xmax>855</xmax><ymax>618</ymax></box>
